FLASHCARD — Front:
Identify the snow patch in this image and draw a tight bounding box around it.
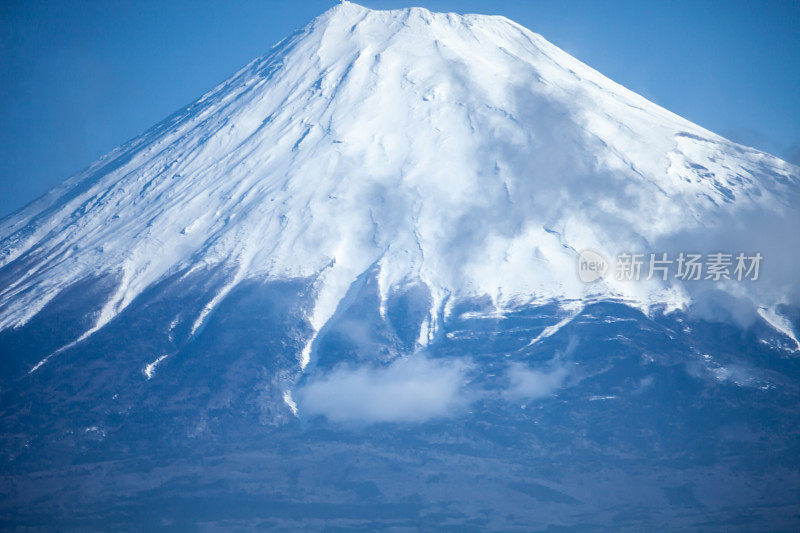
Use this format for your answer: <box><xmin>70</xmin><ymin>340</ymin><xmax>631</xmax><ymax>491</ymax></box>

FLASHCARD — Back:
<box><xmin>144</xmin><ymin>354</ymin><xmax>170</xmax><ymax>380</ymax></box>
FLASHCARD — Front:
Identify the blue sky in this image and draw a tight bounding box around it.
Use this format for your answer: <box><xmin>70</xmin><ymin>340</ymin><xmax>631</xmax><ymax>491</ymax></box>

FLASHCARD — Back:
<box><xmin>1</xmin><ymin>0</ymin><xmax>798</xmax><ymax>218</ymax></box>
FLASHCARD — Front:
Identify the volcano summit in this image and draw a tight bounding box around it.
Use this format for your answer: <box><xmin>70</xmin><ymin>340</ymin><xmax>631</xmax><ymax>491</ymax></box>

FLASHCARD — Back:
<box><xmin>1</xmin><ymin>3</ymin><xmax>798</xmax><ymax>530</ymax></box>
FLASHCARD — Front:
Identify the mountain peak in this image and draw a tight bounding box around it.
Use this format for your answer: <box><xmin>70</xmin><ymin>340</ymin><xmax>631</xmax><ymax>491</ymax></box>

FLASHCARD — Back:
<box><xmin>0</xmin><ymin>3</ymin><xmax>797</xmax><ymax>374</ymax></box>
<box><xmin>327</xmin><ymin>0</ymin><xmax>371</xmax><ymax>17</ymax></box>
<box><xmin>316</xmin><ymin>1</ymin><xmax>509</xmax><ymax>37</ymax></box>
<box><xmin>2</xmin><ymin>6</ymin><xmax>799</xmax><ymax>529</ymax></box>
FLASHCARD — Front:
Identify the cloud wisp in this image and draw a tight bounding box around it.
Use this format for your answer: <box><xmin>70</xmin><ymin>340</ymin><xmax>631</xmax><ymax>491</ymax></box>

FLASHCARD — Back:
<box><xmin>295</xmin><ymin>355</ymin><xmax>472</xmax><ymax>424</ymax></box>
<box><xmin>503</xmin><ymin>336</ymin><xmax>577</xmax><ymax>402</ymax></box>
<box><xmin>503</xmin><ymin>363</ymin><xmax>569</xmax><ymax>402</ymax></box>
<box><xmin>295</xmin><ymin>338</ymin><xmax>580</xmax><ymax>424</ymax></box>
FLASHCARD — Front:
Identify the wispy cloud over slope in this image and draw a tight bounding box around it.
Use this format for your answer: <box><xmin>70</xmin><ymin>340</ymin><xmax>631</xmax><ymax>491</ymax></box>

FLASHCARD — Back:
<box><xmin>296</xmin><ymin>355</ymin><xmax>472</xmax><ymax>424</ymax></box>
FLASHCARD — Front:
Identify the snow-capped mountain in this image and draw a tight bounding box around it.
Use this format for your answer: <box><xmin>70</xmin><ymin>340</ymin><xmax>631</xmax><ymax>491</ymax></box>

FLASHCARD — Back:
<box><xmin>1</xmin><ymin>4</ymin><xmax>799</xmax><ymax>528</ymax></box>
<box><xmin>1</xmin><ymin>1</ymin><xmax>797</xmax><ymax>377</ymax></box>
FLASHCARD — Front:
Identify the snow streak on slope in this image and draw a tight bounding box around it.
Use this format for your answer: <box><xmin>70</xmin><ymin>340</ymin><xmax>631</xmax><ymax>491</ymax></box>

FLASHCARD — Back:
<box><xmin>0</xmin><ymin>2</ymin><xmax>798</xmax><ymax>372</ymax></box>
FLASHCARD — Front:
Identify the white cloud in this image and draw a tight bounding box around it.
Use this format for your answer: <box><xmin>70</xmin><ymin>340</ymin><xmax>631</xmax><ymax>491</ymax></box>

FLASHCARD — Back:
<box><xmin>296</xmin><ymin>338</ymin><xmax>579</xmax><ymax>424</ymax></box>
<box><xmin>502</xmin><ymin>337</ymin><xmax>577</xmax><ymax>402</ymax></box>
<box><xmin>295</xmin><ymin>356</ymin><xmax>471</xmax><ymax>424</ymax></box>
<box><xmin>503</xmin><ymin>363</ymin><xmax>569</xmax><ymax>402</ymax></box>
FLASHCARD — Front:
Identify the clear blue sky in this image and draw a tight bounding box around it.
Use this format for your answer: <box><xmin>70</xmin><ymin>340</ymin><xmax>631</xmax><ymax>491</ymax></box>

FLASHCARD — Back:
<box><xmin>1</xmin><ymin>0</ymin><xmax>798</xmax><ymax>218</ymax></box>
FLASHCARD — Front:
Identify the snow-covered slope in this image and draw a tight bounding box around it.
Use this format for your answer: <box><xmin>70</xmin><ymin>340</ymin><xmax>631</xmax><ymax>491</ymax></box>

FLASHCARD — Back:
<box><xmin>1</xmin><ymin>1</ymin><xmax>798</xmax><ymax>372</ymax></box>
